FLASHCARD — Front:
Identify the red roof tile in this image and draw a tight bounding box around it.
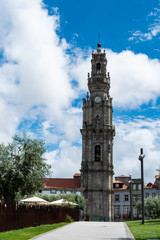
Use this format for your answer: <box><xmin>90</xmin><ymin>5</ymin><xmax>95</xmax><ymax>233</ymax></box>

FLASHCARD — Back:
<box><xmin>146</xmin><ymin>182</ymin><xmax>153</xmax><ymax>187</ymax></box>
<box><xmin>74</xmin><ymin>173</ymin><xmax>81</xmax><ymax>177</ymax></box>
<box><xmin>155</xmin><ymin>174</ymin><xmax>160</xmax><ymax>178</ymax></box>
<box><xmin>42</xmin><ymin>178</ymin><xmax>81</xmax><ymax>189</ymax></box>
<box><xmin>113</xmin><ymin>184</ymin><xmax>128</xmax><ymax>190</ymax></box>
<box><xmin>144</xmin><ymin>185</ymin><xmax>156</xmax><ymax>189</ymax></box>
<box><xmin>113</xmin><ymin>180</ymin><xmax>124</xmax><ymax>184</ymax></box>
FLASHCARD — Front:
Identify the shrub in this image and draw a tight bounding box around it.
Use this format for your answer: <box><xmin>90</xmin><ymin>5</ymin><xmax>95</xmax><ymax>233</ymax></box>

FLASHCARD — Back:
<box><xmin>65</xmin><ymin>215</ymin><xmax>73</xmax><ymax>223</ymax></box>
<box><xmin>136</xmin><ymin>196</ymin><xmax>160</xmax><ymax>219</ymax></box>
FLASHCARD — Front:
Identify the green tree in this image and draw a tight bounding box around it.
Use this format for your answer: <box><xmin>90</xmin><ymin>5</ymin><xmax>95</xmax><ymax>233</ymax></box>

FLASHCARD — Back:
<box><xmin>0</xmin><ymin>134</ymin><xmax>51</xmax><ymax>201</ymax></box>
<box><xmin>36</xmin><ymin>192</ymin><xmax>86</xmax><ymax>211</ymax></box>
<box><xmin>145</xmin><ymin>196</ymin><xmax>160</xmax><ymax>218</ymax></box>
<box><xmin>136</xmin><ymin>196</ymin><xmax>160</xmax><ymax>219</ymax></box>
<box><xmin>136</xmin><ymin>200</ymin><xmax>142</xmax><ymax>216</ymax></box>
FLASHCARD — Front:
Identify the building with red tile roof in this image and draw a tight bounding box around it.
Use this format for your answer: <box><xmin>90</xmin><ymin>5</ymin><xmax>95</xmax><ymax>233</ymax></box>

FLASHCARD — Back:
<box><xmin>113</xmin><ymin>174</ymin><xmax>160</xmax><ymax>220</ymax></box>
<box><xmin>41</xmin><ymin>172</ymin><xmax>160</xmax><ymax>220</ymax></box>
<box><xmin>154</xmin><ymin>174</ymin><xmax>160</xmax><ymax>187</ymax></box>
<box><xmin>41</xmin><ymin>173</ymin><xmax>83</xmax><ymax>195</ymax></box>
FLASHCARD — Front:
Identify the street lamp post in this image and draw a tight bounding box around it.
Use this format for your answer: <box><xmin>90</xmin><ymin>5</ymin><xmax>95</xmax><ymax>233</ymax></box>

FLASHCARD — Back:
<box><xmin>128</xmin><ymin>174</ymin><xmax>134</xmax><ymax>221</ymax></box>
<box><xmin>138</xmin><ymin>148</ymin><xmax>145</xmax><ymax>224</ymax></box>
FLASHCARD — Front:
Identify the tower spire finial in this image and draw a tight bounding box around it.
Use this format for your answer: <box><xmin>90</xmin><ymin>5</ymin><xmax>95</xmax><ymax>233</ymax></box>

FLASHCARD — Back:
<box><xmin>97</xmin><ymin>32</ymin><xmax>101</xmax><ymax>50</ymax></box>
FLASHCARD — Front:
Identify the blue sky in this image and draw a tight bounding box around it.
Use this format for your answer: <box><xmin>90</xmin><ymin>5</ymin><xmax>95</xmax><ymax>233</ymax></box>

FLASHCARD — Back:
<box><xmin>0</xmin><ymin>0</ymin><xmax>160</xmax><ymax>184</ymax></box>
<box><xmin>45</xmin><ymin>0</ymin><xmax>160</xmax><ymax>58</ymax></box>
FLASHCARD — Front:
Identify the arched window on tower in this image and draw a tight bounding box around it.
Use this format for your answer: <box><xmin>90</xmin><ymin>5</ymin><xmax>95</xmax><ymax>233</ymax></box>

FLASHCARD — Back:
<box><xmin>97</xmin><ymin>63</ymin><xmax>101</xmax><ymax>70</ymax></box>
<box><xmin>96</xmin><ymin>63</ymin><xmax>101</xmax><ymax>74</ymax></box>
<box><xmin>95</xmin><ymin>145</ymin><xmax>101</xmax><ymax>162</ymax></box>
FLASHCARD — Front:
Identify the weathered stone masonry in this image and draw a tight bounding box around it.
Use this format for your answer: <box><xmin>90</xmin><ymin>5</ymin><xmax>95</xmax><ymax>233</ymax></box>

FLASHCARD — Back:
<box><xmin>80</xmin><ymin>43</ymin><xmax>115</xmax><ymax>221</ymax></box>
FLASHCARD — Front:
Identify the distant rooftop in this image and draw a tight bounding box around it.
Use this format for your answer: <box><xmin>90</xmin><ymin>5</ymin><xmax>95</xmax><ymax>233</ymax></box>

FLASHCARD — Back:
<box><xmin>116</xmin><ymin>175</ymin><xmax>130</xmax><ymax>178</ymax></box>
<box><xmin>42</xmin><ymin>173</ymin><xmax>81</xmax><ymax>190</ymax></box>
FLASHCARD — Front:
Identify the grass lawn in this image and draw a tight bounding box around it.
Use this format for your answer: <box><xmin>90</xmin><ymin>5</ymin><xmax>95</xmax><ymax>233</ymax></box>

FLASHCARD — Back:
<box><xmin>126</xmin><ymin>219</ymin><xmax>160</xmax><ymax>240</ymax></box>
<box><xmin>0</xmin><ymin>222</ymin><xmax>68</xmax><ymax>240</ymax></box>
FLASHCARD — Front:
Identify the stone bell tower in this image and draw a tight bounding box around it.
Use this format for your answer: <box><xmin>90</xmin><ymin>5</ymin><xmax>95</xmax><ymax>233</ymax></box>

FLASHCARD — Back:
<box><xmin>80</xmin><ymin>43</ymin><xmax>115</xmax><ymax>221</ymax></box>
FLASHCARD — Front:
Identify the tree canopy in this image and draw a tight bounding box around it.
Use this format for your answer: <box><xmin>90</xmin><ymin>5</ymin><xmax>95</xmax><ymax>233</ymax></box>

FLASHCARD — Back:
<box><xmin>136</xmin><ymin>196</ymin><xmax>160</xmax><ymax>219</ymax></box>
<box><xmin>0</xmin><ymin>134</ymin><xmax>51</xmax><ymax>201</ymax></box>
<box><xmin>36</xmin><ymin>193</ymin><xmax>86</xmax><ymax>211</ymax></box>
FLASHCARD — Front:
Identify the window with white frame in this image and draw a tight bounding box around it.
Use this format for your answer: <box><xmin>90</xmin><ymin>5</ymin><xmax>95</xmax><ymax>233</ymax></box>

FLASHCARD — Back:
<box><xmin>114</xmin><ymin>206</ymin><xmax>120</xmax><ymax>217</ymax></box>
<box><xmin>133</xmin><ymin>184</ymin><xmax>136</xmax><ymax>190</ymax></box>
<box><xmin>51</xmin><ymin>189</ymin><xmax>57</xmax><ymax>194</ymax></box>
<box><xmin>66</xmin><ymin>191</ymin><xmax>71</xmax><ymax>194</ymax></box>
<box><xmin>124</xmin><ymin>194</ymin><xmax>129</xmax><ymax>202</ymax></box>
<box><xmin>114</xmin><ymin>194</ymin><xmax>120</xmax><ymax>202</ymax></box>
<box><xmin>138</xmin><ymin>184</ymin><xmax>141</xmax><ymax>190</ymax></box>
<box><xmin>133</xmin><ymin>195</ymin><xmax>137</xmax><ymax>202</ymax></box>
<box><xmin>123</xmin><ymin>206</ymin><xmax>130</xmax><ymax>215</ymax></box>
<box><xmin>133</xmin><ymin>207</ymin><xmax>137</xmax><ymax>217</ymax></box>
<box><xmin>145</xmin><ymin>193</ymin><xmax>149</xmax><ymax>198</ymax></box>
<box><xmin>152</xmin><ymin>193</ymin><xmax>156</xmax><ymax>198</ymax></box>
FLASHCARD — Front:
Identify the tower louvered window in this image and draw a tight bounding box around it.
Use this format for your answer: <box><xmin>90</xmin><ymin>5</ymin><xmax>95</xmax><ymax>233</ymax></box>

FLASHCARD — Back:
<box><xmin>95</xmin><ymin>145</ymin><xmax>101</xmax><ymax>162</ymax></box>
<box><xmin>96</xmin><ymin>63</ymin><xmax>101</xmax><ymax>74</ymax></box>
<box><xmin>97</xmin><ymin>63</ymin><xmax>101</xmax><ymax>70</ymax></box>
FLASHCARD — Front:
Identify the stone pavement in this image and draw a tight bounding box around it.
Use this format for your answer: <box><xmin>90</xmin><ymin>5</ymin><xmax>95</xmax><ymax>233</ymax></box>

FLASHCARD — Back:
<box><xmin>31</xmin><ymin>222</ymin><xmax>135</xmax><ymax>240</ymax></box>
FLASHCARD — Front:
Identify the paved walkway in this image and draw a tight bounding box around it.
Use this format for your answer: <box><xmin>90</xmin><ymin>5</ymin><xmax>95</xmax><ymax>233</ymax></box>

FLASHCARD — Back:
<box><xmin>31</xmin><ymin>222</ymin><xmax>135</xmax><ymax>240</ymax></box>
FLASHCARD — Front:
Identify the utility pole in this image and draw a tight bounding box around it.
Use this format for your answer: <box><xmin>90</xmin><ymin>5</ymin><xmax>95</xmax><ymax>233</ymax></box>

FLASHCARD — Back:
<box><xmin>138</xmin><ymin>148</ymin><xmax>145</xmax><ymax>224</ymax></box>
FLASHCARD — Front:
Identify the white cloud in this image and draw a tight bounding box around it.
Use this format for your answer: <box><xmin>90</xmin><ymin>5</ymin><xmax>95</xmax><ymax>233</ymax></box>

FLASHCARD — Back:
<box><xmin>114</xmin><ymin>118</ymin><xmax>160</xmax><ymax>184</ymax></box>
<box><xmin>128</xmin><ymin>31</ymin><xmax>153</xmax><ymax>41</ymax></box>
<box><xmin>0</xmin><ymin>0</ymin><xmax>76</xmax><ymax>142</ymax></box>
<box><xmin>129</xmin><ymin>5</ymin><xmax>160</xmax><ymax>42</ymax></box>
<box><xmin>107</xmin><ymin>50</ymin><xmax>160</xmax><ymax>108</ymax></box>
<box><xmin>70</xmin><ymin>47</ymin><xmax>91</xmax><ymax>91</ymax></box>
<box><xmin>41</xmin><ymin>108</ymin><xmax>82</xmax><ymax>145</ymax></box>
<box><xmin>0</xmin><ymin>99</ymin><xmax>19</xmax><ymax>143</ymax></box>
<box><xmin>0</xmin><ymin>0</ymin><xmax>83</xmax><ymax>179</ymax></box>
<box><xmin>45</xmin><ymin>141</ymin><xmax>81</xmax><ymax>178</ymax></box>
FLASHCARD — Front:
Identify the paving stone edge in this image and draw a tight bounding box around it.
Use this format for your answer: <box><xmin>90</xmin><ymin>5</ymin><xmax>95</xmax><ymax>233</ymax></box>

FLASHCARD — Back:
<box><xmin>124</xmin><ymin>222</ymin><xmax>135</xmax><ymax>240</ymax></box>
